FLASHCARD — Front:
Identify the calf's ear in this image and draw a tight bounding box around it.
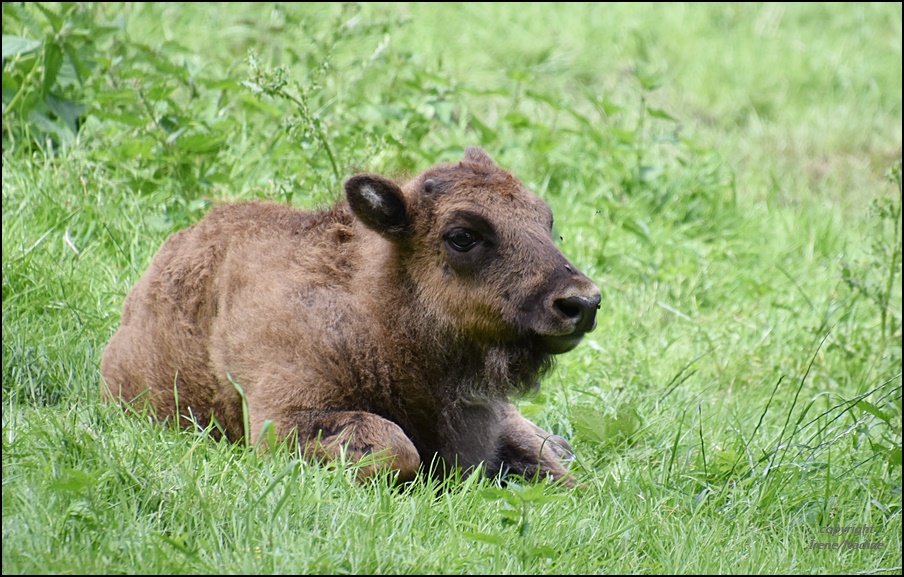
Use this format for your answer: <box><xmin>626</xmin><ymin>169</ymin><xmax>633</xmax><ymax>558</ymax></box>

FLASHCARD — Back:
<box><xmin>462</xmin><ymin>146</ymin><xmax>496</xmax><ymax>167</ymax></box>
<box><xmin>345</xmin><ymin>174</ymin><xmax>410</xmax><ymax>238</ymax></box>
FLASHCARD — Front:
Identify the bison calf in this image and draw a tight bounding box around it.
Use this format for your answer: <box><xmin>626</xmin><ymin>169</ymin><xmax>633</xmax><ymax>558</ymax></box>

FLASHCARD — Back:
<box><xmin>101</xmin><ymin>147</ymin><xmax>600</xmax><ymax>485</ymax></box>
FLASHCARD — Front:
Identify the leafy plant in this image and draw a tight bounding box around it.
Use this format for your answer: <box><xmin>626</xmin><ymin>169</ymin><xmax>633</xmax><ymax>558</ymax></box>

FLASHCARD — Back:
<box><xmin>463</xmin><ymin>482</ymin><xmax>569</xmax><ymax>561</ymax></box>
<box><xmin>841</xmin><ymin>161</ymin><xmax>903</xmax><ymax>343</ymax></box>
<box><xmin>2</xmin><ymin>3</ymin><xmax>120</xmax><ymax>150</ymax></box>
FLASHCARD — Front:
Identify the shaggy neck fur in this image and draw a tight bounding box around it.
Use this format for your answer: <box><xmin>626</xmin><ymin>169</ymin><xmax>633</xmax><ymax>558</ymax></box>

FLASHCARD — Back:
<box><xmin>357</xmin><ymin>229</ymin><xmax>553</xmax><ymax>405</ymax></box>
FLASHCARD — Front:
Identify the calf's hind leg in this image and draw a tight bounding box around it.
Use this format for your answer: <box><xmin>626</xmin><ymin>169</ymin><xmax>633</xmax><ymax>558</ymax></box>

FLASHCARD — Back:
<box><xmin>265</xmin><ymin>410</ymin><xmax>422</xmax><ymax>482</ymax></box>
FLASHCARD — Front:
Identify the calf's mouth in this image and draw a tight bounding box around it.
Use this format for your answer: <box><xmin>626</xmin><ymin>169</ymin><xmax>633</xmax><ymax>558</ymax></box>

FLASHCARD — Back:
<box><xmin>537</xmin><ymin>293</ymin><xmax>601</xmax><ymax>355</ymax></box>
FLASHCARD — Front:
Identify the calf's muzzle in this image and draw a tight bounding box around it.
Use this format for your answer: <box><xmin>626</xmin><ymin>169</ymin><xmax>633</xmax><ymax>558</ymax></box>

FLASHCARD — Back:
<box><xmin>553</xmin><ymin>294</ymin><xmax>600</xmax><ymax>334</ymax></box>
<box><xmin>538</xmin><ymin>271</ymin><xmax>601</xmax><ymax>355</ymax></box>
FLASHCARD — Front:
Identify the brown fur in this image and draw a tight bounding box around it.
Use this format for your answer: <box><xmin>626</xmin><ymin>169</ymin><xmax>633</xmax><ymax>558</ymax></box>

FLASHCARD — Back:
<box><xmin>101</xmin><ymin>147</ymin><xmax>600</xmax><ymax>485</ymax></box>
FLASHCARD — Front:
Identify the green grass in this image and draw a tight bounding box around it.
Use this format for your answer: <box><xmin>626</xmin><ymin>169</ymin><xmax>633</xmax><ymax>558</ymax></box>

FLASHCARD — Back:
<box><xmin>3</xmin><ymin>2</ymin><xmax>901</xmax><ymax>574</ymax></box>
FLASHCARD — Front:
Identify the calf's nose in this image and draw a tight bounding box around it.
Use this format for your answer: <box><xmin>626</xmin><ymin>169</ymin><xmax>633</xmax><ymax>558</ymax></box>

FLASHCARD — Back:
<box><xmin>553</xmin><ymin>293</ymin><xmax>601</xmax><ymax>333</ymax></box>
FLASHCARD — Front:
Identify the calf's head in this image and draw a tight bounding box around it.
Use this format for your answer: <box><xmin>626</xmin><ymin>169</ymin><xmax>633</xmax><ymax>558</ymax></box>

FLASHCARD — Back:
<box><xmin>346</xmin><ymin>147</ymin><xmax>600</xmax><ymax>356</ymax></box>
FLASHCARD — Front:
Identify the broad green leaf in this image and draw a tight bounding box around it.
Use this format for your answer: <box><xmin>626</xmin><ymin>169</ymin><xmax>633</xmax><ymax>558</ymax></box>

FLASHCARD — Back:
<box><xmin>2</xmin><ymin>71</ymin><xmax>20</xmax><ymax>101</ymax></box>
<box><xmin>174</xmin><ymin>130</ymin><xmax>227</xmax><ymax>153</ymax></box>
<box><xmin>2</xmin><ymin>35</ymin><xmax>42</xmax><ymax>59</ymax></box>
<box><xmin>33</xmin><ymin>3</ymin><xmax>63</xmax><ymax>32</ymax></box>
<box><xmin>889</xmin><ymin>446</ymin><xmax>902</xmax><ymax>467</ymax></box>
<box><xmin>28</xmin><ymin>108</ymin><xmax>74</xmax><ymax>143</ymax></box>
<box><xmin>62</xmin><ymin>43</ymin><xmax>92</xmax><ymax>84</ymax></box>
<box><xmin>118</xmin><ymin>140</ymin><xmax>156</xmax><ymax>163</ymax></box>
<box><xmin>504</xmin><ymin>111</ymin><xmax>532</xmax><ymax>129</ymax></box>
<box><xmin>46</xmin><ymin>94</ymin><xmax>85</xmax><ymax>134</ymax></box>
<box><xmin>529</xmin><ymin>545</ymin><xmax>558</xmax><ymax>559</ymax></box>
<box><xmin>92</xmin><ymin>111</ymin><xmax>148</xmax><ymax>127</ymax></box>
<box><xmin>570</xmin><ymin>404</ymin><xmax>641</xmax><ymax>446</ymax></box>
<box><xmin>856</xmin><ymin>400</ymin><xmax>891</xmax><ymax>422</ymax></box>
<box><xmin>499</xmin><ymin>509</ymin><xmax>521</xmax><ymax>526</ymax></box>
<box><xmin>49</xmin><ymin>468</ymin><xmax>95</xmax><ymax>492</ymax></box>
<box><xmin>570</xmin><ymin>405</ymin><xmax>609</xmax><ymax>444</ymax></box>
<box><xmin>42</xmin><ymin>40</ymin><xmax>63</xmax><ymax>95</ymax></box>
<box><xmin>633</xmin><ymin>66</ymin><xmax>665</xmax><ymax>91</ymax></box>
<box><xmin>647</xmin><ymin>107</ymin><xmax>678</xmax><ymax>122</ymax></box>
<box><xmin>479</xmin><ymin>486</ymin><xmax>521</xmax><ymax>508</ymax></box>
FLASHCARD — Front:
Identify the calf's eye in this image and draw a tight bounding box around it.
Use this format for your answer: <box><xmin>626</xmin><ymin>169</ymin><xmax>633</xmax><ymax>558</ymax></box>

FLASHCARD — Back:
<box><xmin>447</xmin><ymin>230</ymin><xmax>479</xmax><ymax>252</ymax></box>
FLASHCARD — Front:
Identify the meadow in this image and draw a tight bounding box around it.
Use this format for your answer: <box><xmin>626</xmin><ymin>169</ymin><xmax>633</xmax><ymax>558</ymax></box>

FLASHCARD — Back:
<box><xmin>2</xmin><ymin>3</ymin><xmax>901</xmax><ymax>573</ymax></box>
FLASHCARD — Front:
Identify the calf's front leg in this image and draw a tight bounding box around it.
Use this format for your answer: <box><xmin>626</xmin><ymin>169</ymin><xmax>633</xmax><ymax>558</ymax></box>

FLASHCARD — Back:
<box><xmin>495</xmin><ymin>404</ymin><xmax>576</xmax><ymax>487</ymax></box>
<box><xmin>263</xmin><ymin>409</ymin><xmax>422</xmax><ymax>482</ymax></box>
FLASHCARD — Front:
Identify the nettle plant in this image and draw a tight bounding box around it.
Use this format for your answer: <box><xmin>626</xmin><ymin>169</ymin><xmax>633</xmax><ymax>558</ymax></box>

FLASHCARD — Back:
<box><xmin>2</xmin><ymin>3</ymin><xmax>109</xmax><ymax>150</ymax></box>
<box><xmin>841</xmin><ymin>161</ymin><xmax>903</xmax><ymax>344</ymax></box>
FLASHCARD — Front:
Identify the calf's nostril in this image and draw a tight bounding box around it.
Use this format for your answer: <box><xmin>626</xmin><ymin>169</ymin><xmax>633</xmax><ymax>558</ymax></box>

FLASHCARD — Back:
<box><xmin>555</xmin><ymin>298</ymin><xmax>583</xmax><ymax>319</ymax></box>
<box><xmin>553</xmin><ymin>294</ymin><xmax>600</xmax><ymax>333</ymax></box>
